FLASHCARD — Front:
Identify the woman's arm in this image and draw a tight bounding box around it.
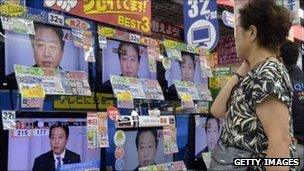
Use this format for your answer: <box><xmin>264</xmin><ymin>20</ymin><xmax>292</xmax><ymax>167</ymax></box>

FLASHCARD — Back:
<box><xmin>211</xmin><ymin>61</ymin><xmax>250</xmax><ymax>118</ymax></box>
<box><xmin>256</xmin><ymin>95</ymin><xmax>292</xmax><ymax>171</ymax></box>
<box><xmin>210</xmin><ymin>75</ymin><xmax>239</xmax><ymax>118</ymax></box>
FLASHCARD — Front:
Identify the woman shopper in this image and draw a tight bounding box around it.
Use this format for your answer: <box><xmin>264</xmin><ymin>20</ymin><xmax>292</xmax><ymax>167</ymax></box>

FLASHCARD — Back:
<box><xmin>210</xmin><ymin>0</ymin><xmax>296</xmax><ymax>170</ymax></box>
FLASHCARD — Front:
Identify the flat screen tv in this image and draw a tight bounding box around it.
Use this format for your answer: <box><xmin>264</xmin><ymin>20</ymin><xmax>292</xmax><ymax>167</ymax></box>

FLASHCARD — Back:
<box><xmin>1</xmin><ymin>22</ymin><xmax>89</xmax><ymax>89</ymax></box>
<box><xmin>96</xmin><ymin>39</ymin><xmax>156</xmax><ymax>92</ymax></box>
<box><xmin>165</xmin><ymin>51</ymin><xmax>207</xmax><ymax>100</ymax></box>
<box><xmin>107</xmin><ymin>127</ymin><xmax>173</xmax><ymax>171</ymax></box>
<box><xmin>195</xmin><ymin>116</ymin><xmax>222</xmax><ymax>157</ymax></box>
<box><xmin>8</xmin><ymin>118</ymin><xmax>100</xmax><ymax>171</ymax></box>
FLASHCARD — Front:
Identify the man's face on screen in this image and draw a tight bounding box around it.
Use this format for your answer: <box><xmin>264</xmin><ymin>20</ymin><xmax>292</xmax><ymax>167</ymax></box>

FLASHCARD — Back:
<box><xmin>120</xmin><ymin>45</ymin><xmax>140</xmax><ymax>77</ymax></box>
<box><xmin>33</xmin><ymin>27</ymin><xmax>63</xmax><ymax>68</ymax></box>
<box><xmin>50</xmin><ymin>127</ymin><xmax>67</xmax><ymax>155</ymax></box>
<box><xmin>137</xmin><ymin>131</ymin><xmax>157</xmax><ymax>167</ymax></box>
<box><xmin>206</xmin><ymin>119</ymin><xmax>219</xmax><ymax>150</ymax></box>
<box><xmin>180</xmin><ymin>54</ymin><xmax>195</xmax><ymax>82</ymax></box>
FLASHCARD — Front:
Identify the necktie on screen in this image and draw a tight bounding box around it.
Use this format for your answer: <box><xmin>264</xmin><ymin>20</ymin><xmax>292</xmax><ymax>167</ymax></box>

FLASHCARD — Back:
<box><xmin>56</xmin><ymin>157</ymin><xmax>61</xmax><ymax>171</ymax></box>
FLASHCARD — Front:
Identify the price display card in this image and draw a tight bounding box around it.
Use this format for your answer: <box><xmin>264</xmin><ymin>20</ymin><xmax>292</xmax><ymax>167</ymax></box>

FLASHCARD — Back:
<box><xmin>87</xmin><ymin>112</ymin><xmax>99</xmax><ymax>149</ymax></box>
<box><xmin>165</xmin><ymin>48</ymin><xmax>182</xmax><ymax>61</ymax></box>
<box><xmin>196</xmin><ymin>83</ymin><xmax>213</xmax><ymax>101</ymax></box>
<box><xmin>15</xmin><ymin>65</ymin><xmax>91</xmax><ymax>96</ymax></box>
<box><xmin>174</xmin><ymin>80</ymin><xmax>200</xmax><ymax>100</ymax></box>
<box><xmin>1</xmin><ymin>16</ymin><xmax>35</xmax><ymax>34</ymax></box>
<box><xmin>71</xmin><ymin>29</ymin><xmax>95</xmax><ymax>62</ymax></box>
<box><xmin>116</xmin><ymin>90</ymin><xmax>134</xmax><ymax>109</ymax></box>
<box><xmin>2</xmin><ymin>110</ymin><xmax>16</xmax><ymax>130</ymax></box>
<box><xmin>65</xmin><ymin>71</ymin><xmax>91</xmax><ymax>96</ymax></box>
<box><xmin>139</xmin><ymin>79</ymin><xmax>164</xmax><ymax>100</ymax></box>
<box><xmin>97</xmin><ymin>112</ymin><xmax>109</xmax><ymax>148</ymax></box>
<box><xmin>110</xmin><ymin>75</ymin><xmax>145</xmax><ymax>99</ymax></box>
<box><xmin>163</xmin><ymin>125</ymin><xmax>179</xmax><ymax>154</ymax></box>
<box><xmin>180</xmin><ymin>92</ymin><xmax>194</xmax><ymax>109</ymax></box>
<box><xmin>139</xmin><ymin>161</ymin><xmax>187</xmax><ymax>171</ymax></box>
<box><xmin>98</xmin><ymin>35</ymin><xmax>107</xmax><ymax>49</ymax></box>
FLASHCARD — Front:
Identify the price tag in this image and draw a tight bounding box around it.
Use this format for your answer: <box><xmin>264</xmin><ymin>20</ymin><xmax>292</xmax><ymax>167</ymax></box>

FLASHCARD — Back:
<box><xmin>13</xmin><ymin>129</ymin><xmax>31</xmax><ymax>137</ymax></box>
<box><xmin>1</xmin><ymin>16</ymin><xmax>35</xmax><ymax>35</ymax></box>
<box><xmin>87</xmin><ymin>112</ymin><xmax>98</xmax><ymax>128</ymax></box>
<box><xmin>20</xmin><ymin>84</ymin><xmax>46</xmax><ymax>98</ymax></box>
<box><xmin>114</xmin><ymin>130</ymin><xmax>126</xmax><ymax>146</ymax></box>
<box><xmin>195</xmin><ymin>115</ymin><xmax>200</xmax><ymax>127</ymax></box>
<box><xmin>48</xmin><ymin>13</ymin><xmax>64</xmax><ymax>26</ymax></box>
<box><xmin>187</xmin><ymin>45</ymin><xmax>196</xmax><ymax>53</ymax></box>
<box><xmin>71</xmin><ymin>29</ymin><xmax>84</xmax><ymax>48</ymax></box>
<box><xmin>98</xmin><ymin>26</ymin><xmax>116</xmax><ymax>37</ymax></box>
<box><xmin>32</xmin><ymin>128</ymin><xmax>48</xmax><ymax>136</ymax></box>
<box><xmin>202</xmin><ymin>152</ymin><xmax>212</xmax><ymax>169</ymax></box>
<box><xmin>115</xmin><ymin>146</ymin><xmax>125</xmax><ymax>159</ymax></box>
<box><xmin>163</xmin><ymin>125</ymin><xmax>179</xmax><ymax>154</ymax></box>
<box><xmin>84</xmin><ymin>46</ymin><xmax>96</xmax><ymax>62</ymax></box>
<box><xmin>166</xmin><ymin>48</ymin><xmax>181</xmax><ymax>61</ymax></box>
<box><xmin>87</xmin><ymin>112</ymin><xmax>99</xmax><ymax>149</ymax></box>
<box><xmin>98</xmin><ymin>112</ymin><xmax>109</xmax><ymax>147</ymax></box>
<box><xmin>116</xmin><ymin>91</ymin><xmax>134</xmax><ymax>109</ymax></box>
<box><xmin>87</xmin><ymin>130</ymin><xmax>98</xmax><ymax>149</ymax></box>
<box><xmin>141</xmin><ymin>37</ymin><xmax>158</xmax><ymax>47</ymax></box>
<box><xmin>129</xmin><ymin>34</ymin><xmax>140</xmax><ymax>43</ymax></box>
<box><xmin>148</xmin><ymin>53</ymin><xmax>157</xmax><ymax>73</ymax></box>
<box><xmin>0</xmin><ymin>16</ymin><xmax>11</xmax><ymax>23</ymax></box>
<box><xmin>180</xmin><ymin>92</ymin><xmax>194</xmax><ymax>109</ymax></box>
<box><xmin>162</xmin><ymin>58</ymin><xmax>172</xmax><ymax>70</ymax></box>
<box><xmin>163</xmin><ymin>39</ymin><xmax>178</xmax><ymax>49</ymax></box>
<box><xmin>2</xmin><ymin>110</ymin><xmax>16</xmax><ymax>130</ymax></box>
<box><xmin>21</xmin><ymin>97</ymin><xmax>45</xmax><ymax>108</ymax></box>
<box><xmin>98</xmin><ymin>36</ymin><xmax>107</xmax><ymax>49</ymax></box>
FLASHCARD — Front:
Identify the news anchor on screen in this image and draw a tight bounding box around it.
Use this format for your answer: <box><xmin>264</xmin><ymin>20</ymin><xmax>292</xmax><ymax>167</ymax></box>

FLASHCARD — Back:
<box><xmin>167</xmin><ymin>52</ymin><xmax>196</xmax><ymax>100</ymax></box>
<box><xmin>32</xmin><ymin>125</ymin><xmax>80</xmax><ymax>171</ymax></box>
<box><xmin>6</xmin><ymin>23</ymin><xmax>65</xmax><ymax>88</ymax></box>
<box><xmin>180</xmin><ymin>52</ymin><xmax>196</xmax><ymax>82</ymax></box>
<box><xmin>118</xmin><ymin>42</ymin><xmax>141</xmax><ymax>77</ymax></box>
<box><xmin>134</xmin><ymin>129</ymin><xmax>158</xmax><ymax>170</ymax></box>
<box><xmin>102</xmin><ymin>42</ymin><xmax>141</xmax><ymax>92</ymax></box>
<box><xmin>29</xmin><ymin>23</ymin><xmax>65</xmax><ymax>69</ymax></box>
<box><xmin>197</xmin><ymin>117</ymin><xmax>221</xmax><ymax>155</ymax></box>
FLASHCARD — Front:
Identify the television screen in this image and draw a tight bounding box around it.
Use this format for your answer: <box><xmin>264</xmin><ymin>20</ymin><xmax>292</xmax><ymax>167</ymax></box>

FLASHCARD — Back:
<box><xmin>111</xmin><ymin>128</ymin><xmax>173</xmax><ymax>171</ymax></box>
<box><xmin>175</xmin><ymin>115</ymin><xmax>189</xmax><ymax>161</ymax></box>
<box><xmin>8</xmin><ymin>118</ymin><xmax>100</xmax><ymax>171</ymax></box>
<box><xmin>98</xmin><ymin>39</ymin><xmax>156</xmax><ymax>92</ymax></box>
<box><xmin>167</xmin><ymin>51</ymin><xmax>205</xmax><ymax>88</ymax></box>
<box><xmin>165</xmin><ymin>51</ymin><xmax>207</xmax><ymax>100</ymax></box>
<box><xmin>195</xmin><ymin>116</ymin><xmax>222</xmax><ymax>158</ymax></box>
<box><xmin>2</xmin><ymin>23</ymin><xmax>88</xmax><ymax>88</ymax></box>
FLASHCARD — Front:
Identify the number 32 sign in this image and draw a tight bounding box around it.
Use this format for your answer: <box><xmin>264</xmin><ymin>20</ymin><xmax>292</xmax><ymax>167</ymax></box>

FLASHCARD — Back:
<box><xmin>183</xmin><ymin>0</ymin><xmax>219</xmax><ymax>51</ymax></box>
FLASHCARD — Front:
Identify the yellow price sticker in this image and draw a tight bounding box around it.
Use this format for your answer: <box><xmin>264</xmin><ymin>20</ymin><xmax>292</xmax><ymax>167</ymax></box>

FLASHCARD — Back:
<box><xmin>180</xmin><ymin>92</ymin><xmax>192</xmax><ymax>102</ymax></box>
<box><xmin>116</xmin><ymin>91</ymin><xmax>133</xmax><ymax>101</ymax></box>
<box><xmin>0</xmin><ymin>4</ymin><xmax>26</xmax><ymax>17</ymax></box>
<box><xmin>163</xmin><ymin>39</ymin><xmax>178</xmax><ymax>49</ymax></box>
<box><xmin>98</xmin><ymin>26</ymin><xmax>116</xmax><ymax>38</ymax></box>
<box><xmin>21</xmin><ymin>85</ymin><xmax>45</xmax><ymax>98</ymax></box>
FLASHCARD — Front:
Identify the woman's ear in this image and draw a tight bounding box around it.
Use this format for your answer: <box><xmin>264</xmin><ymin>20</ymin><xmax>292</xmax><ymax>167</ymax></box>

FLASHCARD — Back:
<box><xmin>248</xmin><ymin>25</ymin><xmax>257</xmax><ymax>42</ymax></box>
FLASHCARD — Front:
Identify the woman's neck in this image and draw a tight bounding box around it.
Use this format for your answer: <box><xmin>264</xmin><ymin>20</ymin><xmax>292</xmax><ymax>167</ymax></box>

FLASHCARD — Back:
<box><xmin>246</xmin><ymin>47</ymin><xmax>277</xmax><ymax>69</ymax></box>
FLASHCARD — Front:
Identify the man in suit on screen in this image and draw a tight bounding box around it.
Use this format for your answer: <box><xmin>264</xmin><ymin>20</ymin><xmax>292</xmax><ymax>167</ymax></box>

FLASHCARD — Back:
<box><xmin>32</xmin><ymin>125</ymin><xmax>80</xmax><ymax>171</ymax></box>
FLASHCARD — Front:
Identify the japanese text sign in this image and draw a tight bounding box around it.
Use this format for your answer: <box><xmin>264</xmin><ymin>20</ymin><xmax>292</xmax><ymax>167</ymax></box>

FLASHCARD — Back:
<box><xmin>44</xmin><ymin>0</ymin><xmax>151</xmax><ymax>33</ymax></box>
